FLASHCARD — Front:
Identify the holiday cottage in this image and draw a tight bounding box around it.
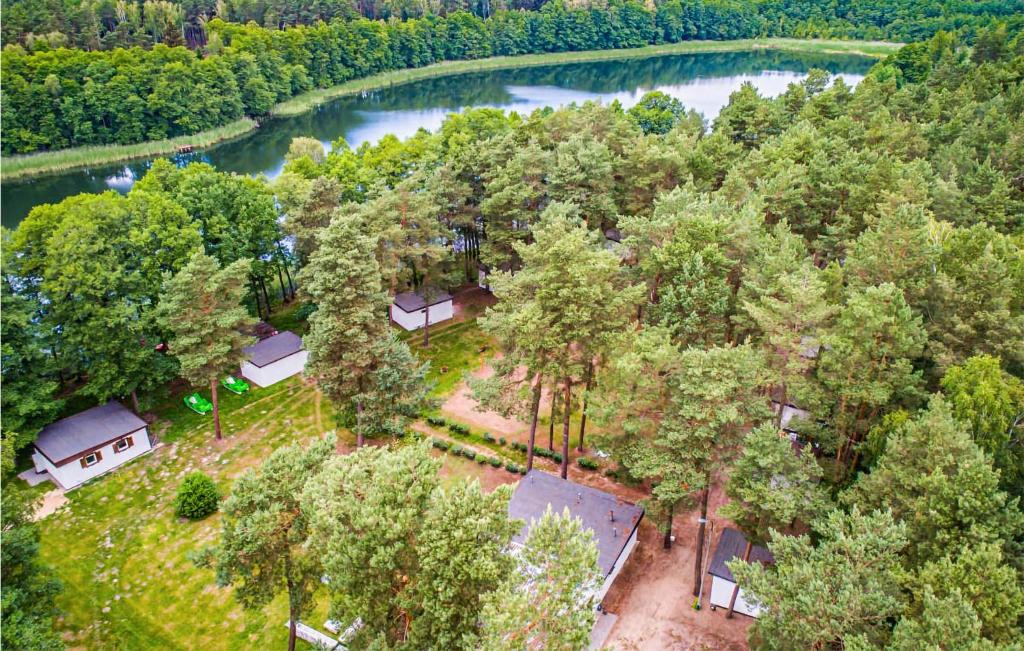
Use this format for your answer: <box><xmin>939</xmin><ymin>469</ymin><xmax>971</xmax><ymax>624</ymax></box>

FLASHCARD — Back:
<box><xmin>31</xmin><ymin>401</ymin><xmax>152</xmax><ymax>489</ymax></box>
<box><xmin>390</xmin><ymin>289</ymin><xmax>454</xmax><ymax>331</ymax></box>
<box><xmin>707</xmin><ymin>527</ymin><xmax>774</xmax><ymax>618</ymax></box>
<box><xmin>241</xmin><ymin>330</ymin><xmax>308</xmax><ymax>387</ymax></box>
<box><xmin>508</xmin><ymin>470</ymin><xmax>644</xmax><ymax>604</ymax></box>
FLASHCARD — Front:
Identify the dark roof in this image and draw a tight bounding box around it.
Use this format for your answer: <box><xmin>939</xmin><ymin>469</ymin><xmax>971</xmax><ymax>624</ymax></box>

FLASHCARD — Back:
<box><xmin>35</xmin><ymin>402</ymin><xmax>146</xmax><ymax>464</ymax></box>
<box><xmin>246</xmin><ymin>321</ymin><xmax>280</xmax><ymax>341</ymax></box>
<box><xmin>508</xmin><ymin>470</ymin><xmax>644</xmax><ymax>576</ymax></box>
<box><xmin>244</xmin><ymin>331</ymin><xmax>304</xmax><ymax>367</ymax></box>
<box><xmin>708</xmin><ymin>528</ymin><xmax>774</xmax><ymax>582</ymax></box>
<box><xmin>392</xmin><ymin>289</ymin><xmax>453</xmax><ymax>312</ymax></box>
<box><xmin>604</xmin><ymin>228</ymin><xmax>622</xmax><ymax>243</ymax></box>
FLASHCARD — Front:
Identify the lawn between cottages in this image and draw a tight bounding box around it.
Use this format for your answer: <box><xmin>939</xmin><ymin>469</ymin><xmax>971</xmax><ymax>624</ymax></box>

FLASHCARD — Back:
<box><xmin>0</xmin><ymin>38</ymin><xmax>900</xmax><ymax>181</ymax></box>
<box><xmin>36</xmin><ymin>319</ymin><xmax>496</xmax><ymax>649</ymax></box>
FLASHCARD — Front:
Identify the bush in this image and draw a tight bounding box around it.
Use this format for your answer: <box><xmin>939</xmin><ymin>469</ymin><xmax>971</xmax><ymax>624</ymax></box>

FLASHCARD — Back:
<box><xmin>463</xmin><ymin>449</ymin><xmax>476</xmax><ymax>460</ymax></box>
<box><xmin>174</xmin><ymin>472</ymin><xmax>219</xmax><ymax>520</ymax></box>
<box><xmin>483</xmin><ymin>433</ymin><xmax>495</xmax><ymax>443</ymax></box>
<box><xmin>505</xmin><ymin>462</ymin><xmax>519</xmax><ymax>473</ymax></box>
<box><xmin>448</xmin><ymin>422</ymin><xmax>470</xmax><ymax>436</ymax></box>
<box><xmin>578</xmin><ymin>457</ymin><xmax>599</xmax><ymax>470</ymax></box>
<box><xmin>488</xmin><ymin>457</ymin><xmax>502</xmax><ymax>467</ymax></box>
<box><xmin>499</xmin><ymin>437</ymin><xmax>508</xmax><ymax>446</ymax></box>
<box><xmin>427</xmin><ymin>416</ymin><xmax>447</xmax><ymax>427</ymax></box>
<box><xmin>451</xmin><ymin>445</ymin><xmax>464</xmax><ymax>456</ymax></box>
<box><xmin>519</xmin><ymin>466</ymin><xmax>528</xmax><ymax>475</ymax></box>
<box><xmin>477</xmin><ymin>455</ymin><xmax>487</xmax><ymax>464</ymax></box>
<box><xmin>432</xmin><ymin>438</ymin><xmax>450</xmax><ymax>451</ymax></box>
<box><xmin>512</xmin><ymin>442</ymin><xmax>528</xmax><ymax>453</ymax></box>
<box><xmin>551</xmin><ymin>452</ymin><xmax>563</xmax><ymax>464</ymax></box>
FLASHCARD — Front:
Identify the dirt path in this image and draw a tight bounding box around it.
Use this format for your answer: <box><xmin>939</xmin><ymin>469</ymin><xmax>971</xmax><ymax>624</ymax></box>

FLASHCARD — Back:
<box><xmin>32</xmin><ymin>489</ymin><xmax>69</xmax><ymax>521</ymax></box>
<box><xmin>440</xmin><ymin>363</ymin><xmax>530</xmax><ymax>439</ymax></box>
<box><xmin>602</xmin><ymin>479</ymin><xmax>752</xmax><ymax>650</ymax></box>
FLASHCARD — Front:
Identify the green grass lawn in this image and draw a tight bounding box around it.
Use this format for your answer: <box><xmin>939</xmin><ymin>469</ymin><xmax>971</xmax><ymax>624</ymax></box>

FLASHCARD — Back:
<box><xmin>35</xmin><ymin>316</ymin><xmax>497</xmax><ymax>649</ymax></box>
<box><xmin>402</xmin><ymin>319</ymin><xmax>494</xmax><ymax>397</ymax></box>
<box><xmin>38</xmin><ymin>376</ymin><xmax>341</xmax><ymax>649</ymax></box>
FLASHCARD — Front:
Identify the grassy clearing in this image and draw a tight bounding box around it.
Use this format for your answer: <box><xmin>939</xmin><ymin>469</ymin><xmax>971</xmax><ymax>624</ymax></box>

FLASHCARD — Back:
<box><xmin>401</xmin><ymin>319</ymin><xmax>494</xmax><ymax>397</ymax></box>
<box><xmin>273</xmin><ymin>37</ymin><xmax>899</xmax><ymax>118</ymax></box>
<box><xmin>1</xmin><ymin>119</ymin><xmax>256</xmax><ymax>182</ymax></box>
<box><xmin>2</xmin><ymin>38</ymin><xmax>898</xmax><ymax>181</ymax></box>
<box><xmin>34</xmin><ymin>313</ymin><xmax>498</xmax><ymax>648</ymax></box>
<box><xmin>38</xmin><ymin>376</ymin><xmax>339</xmax><ymax>649</ymax></box>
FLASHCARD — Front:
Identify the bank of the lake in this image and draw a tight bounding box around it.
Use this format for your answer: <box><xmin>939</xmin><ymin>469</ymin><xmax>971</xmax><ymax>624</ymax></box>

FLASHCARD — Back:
<box><xmin>0</xmin><ymin>38</ymin><xmax>898</xmax><ymax>182</ymax></box>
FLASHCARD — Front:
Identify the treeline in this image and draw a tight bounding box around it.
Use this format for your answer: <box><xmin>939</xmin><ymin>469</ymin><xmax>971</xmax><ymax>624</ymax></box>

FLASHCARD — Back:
<box><xmin>4</xmin><ymin>0</ymin><xmax>1023</xmax><ymax>154</ymax></box>
<box><xmin>4</xmin><ymin>0</ymin><xmax>1023</xmax><ymax>51</ymax></box>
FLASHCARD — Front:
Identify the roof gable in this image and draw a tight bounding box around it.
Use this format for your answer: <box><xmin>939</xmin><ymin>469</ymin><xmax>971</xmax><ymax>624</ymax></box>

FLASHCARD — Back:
<box><xmin>508</xmin><ymin>470</ymin><xmax>644</xmax><ymax>576</ymax></box>
<box><xmin>35</xmin><ymin>401</ymin><xmax>146</xmax><ymax>464</ymax></box>
<box><xmin>244</xmin><ymin>331</ymin><xmax>304</xmax><ymax>367</ymax></box>
<box><xmin>392</xmin><ymin>289</ymin><xmax>453</xmax><ymax>312</ymax></box>
<box><xmin>708</xmin><ymin>527</ymin><xmax>774</xmax><ymax>582</ymax></box>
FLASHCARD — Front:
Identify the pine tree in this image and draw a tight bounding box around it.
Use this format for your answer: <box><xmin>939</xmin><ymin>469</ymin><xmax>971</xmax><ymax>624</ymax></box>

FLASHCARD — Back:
<box><xmin>157</xmin><ymin>252</ymin><xmax>255</xmax><ymax>440</ymax></box>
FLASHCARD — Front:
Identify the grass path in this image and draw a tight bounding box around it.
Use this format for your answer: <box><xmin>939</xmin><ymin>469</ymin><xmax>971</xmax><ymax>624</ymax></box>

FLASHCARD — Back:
<box><xmin>1</xmin><ymin>37</ymin><xmax>900</xmax><ymax>181</ymax></box>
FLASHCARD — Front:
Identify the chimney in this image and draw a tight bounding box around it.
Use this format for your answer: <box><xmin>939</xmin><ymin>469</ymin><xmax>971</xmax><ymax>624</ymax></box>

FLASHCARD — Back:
<box><xmin>609</xmin><ymin>509</ymin><xmax>615</xmax><ymax>522</ymax></box>
<box><xmin>576</xmin><ymin>492</ymin><xmax>582</xmax><ymax>504</ymax></box>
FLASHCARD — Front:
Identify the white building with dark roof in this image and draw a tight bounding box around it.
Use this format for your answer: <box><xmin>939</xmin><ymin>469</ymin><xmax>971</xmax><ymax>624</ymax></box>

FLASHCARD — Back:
<box><xmin>390</xmin><ymin>289</ymin><xmax>454</xmax><ymax>331</ymax></box>
<box><xmin>508</xmin><ymin>470</ymin><xmax>644</xmax><ymax>604</ymax></box>
<box><xmin>241</xmin><ymin>330</ymin><xmax>308</xmax><ymax>388</ymax></box>
<box><xmin>31</xmin><ymin>401</ymin><xmax>152</xmax><ymax>489</ymax></box>
<box><xmin>707</xmin><ymin>527</ymin><xmax>774</xmax><ymax>618</ymax></box>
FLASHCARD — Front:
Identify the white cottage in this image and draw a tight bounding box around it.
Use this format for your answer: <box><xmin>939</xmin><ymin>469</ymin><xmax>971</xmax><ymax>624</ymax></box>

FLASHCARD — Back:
<box><xmin>32</xmin><ymin>401</ymin><xmax>152</xmax><ymax>489</ymax></box>
<box><xmin>241</xmin><ymin>331</ymin><xmax>308</xmax><ymax>388</ymax></box>
<box><xmin>390</xmin><ymin>289</ymin><xmax>454</xmax><ymax>331</ymax></box>
<box><xmin>508</xmin><ymin>470</ymin><xmax>644</xmax><ymax>604</ymax></box>
<box><xmin>708</xmin><ymin>527</ymin><xmax>774</xmax><ymax>618</ymax></box>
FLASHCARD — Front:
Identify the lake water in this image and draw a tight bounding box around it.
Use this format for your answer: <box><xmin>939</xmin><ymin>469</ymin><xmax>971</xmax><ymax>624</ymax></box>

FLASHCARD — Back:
<box><xmin>0</xmin><ymin>50</ymin><xmax>873</xmax><ymax>228</ymax></box>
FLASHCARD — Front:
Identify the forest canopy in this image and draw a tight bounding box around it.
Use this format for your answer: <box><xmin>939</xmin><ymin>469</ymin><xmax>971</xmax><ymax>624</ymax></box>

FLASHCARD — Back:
<box><xmin>2</xmin><ymin>0</ymin><xmax>1022</xmax><ymax>154</ymax></box>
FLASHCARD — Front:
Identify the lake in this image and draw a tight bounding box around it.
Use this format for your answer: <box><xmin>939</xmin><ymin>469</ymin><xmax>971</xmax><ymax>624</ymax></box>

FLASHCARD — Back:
<box><xmin>0</xmin><ymin>49</ymin><xmax>873</xmax><ymax>228</ymax></box>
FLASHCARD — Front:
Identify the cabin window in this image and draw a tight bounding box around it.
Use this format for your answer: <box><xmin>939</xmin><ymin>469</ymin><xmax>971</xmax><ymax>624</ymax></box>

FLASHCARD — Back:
<box><xmin>114</xmin><ymin>437</ymin><xmax>131</xmax><ymax>453</ymax></box>
<box><xmin>82</xmin><ymin>452</ymin><xmax>100</xmax><ymax>467</ymax></box>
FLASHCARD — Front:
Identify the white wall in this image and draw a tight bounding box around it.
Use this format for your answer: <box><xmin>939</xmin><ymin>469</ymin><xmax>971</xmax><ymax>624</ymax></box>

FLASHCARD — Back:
<box><xmin>390</xmin><ymin>299</ymin><xmax>454</xmax><ymax>331</ymax></box>
<box><xmin>596</xmin><ymin>524</ymin><xmax>640</xmax><ymax>604</ymax></box>
<box><xmin>35</xmin><ymin>428</ymin><xmax>152</xmax><ymax>490</ymax></box>
<box><xmin>478</xmin><ymin>268</ymin><xmax>489</xmax><ymax>290</ymax></box>
<box><xmin>241</xmin><ymin>350</ymin><xmax>309</xmax><ymax>388</ymax></box>
<box><xmin>709</xmin><ymin>575</ymin><xmax>764</xmax><ymax>618</ymax></box>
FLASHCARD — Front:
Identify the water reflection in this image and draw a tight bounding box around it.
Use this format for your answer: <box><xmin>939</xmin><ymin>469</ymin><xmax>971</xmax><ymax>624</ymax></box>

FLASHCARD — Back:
<box><xmin>1</xmin><ymin>49</ymin><xmax>872</xmax><ymax>227</ymax></box>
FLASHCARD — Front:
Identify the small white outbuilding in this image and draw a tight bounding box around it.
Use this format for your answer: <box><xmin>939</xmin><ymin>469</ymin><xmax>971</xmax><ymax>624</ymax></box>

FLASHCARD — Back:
<box><xmin>32</xmin><ymin>401</ymin><xmax>152</xmax><ymax>490</ymax></box>
<box><xmin>241</xmin><ymin>331</ymin><xmax>308</xmax><ymax>388</ymax></box>
<box><xmin>390</xmin><ymin>289</ymin><xmax>454</xmax><ymax>331</ymax></box>
<box><xmin>708</xmin><ymin>527</ymin><xmax>774</xmax><ymax>618</ymax></box>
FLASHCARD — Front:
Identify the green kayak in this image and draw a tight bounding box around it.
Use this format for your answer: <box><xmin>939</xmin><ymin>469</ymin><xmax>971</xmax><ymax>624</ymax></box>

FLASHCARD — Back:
<box><xmin>184</xmin><ymin>392</ymin><xmax>213</xmax><ymax>415</ymax></box>
<box><xmin>221</xmin><ymin>375</ymin><xmax>250</xmax><ymax>395</ymax></box>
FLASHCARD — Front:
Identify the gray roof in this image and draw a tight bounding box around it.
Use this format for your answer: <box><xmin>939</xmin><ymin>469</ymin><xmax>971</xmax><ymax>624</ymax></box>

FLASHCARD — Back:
<box><xmin>708</xmin><ymin>527</ymin><xmax>774</xmax><ymax>582</ymax></box>
<box><xmin>392</xmin><ymin>289</ymin><xmax>453</xmax><ymax>312</ymax></box>
<box><xmin>244</xmin><ymin>331</ymin><xmax>303</xmax><ymax>367</ymax></box>
<box><xmin>508</xmin><ymin>470</ymin><xmax>644</xmax><ymax>576</ymax></box>
<box><xmin>35</xmin><ymin>401</ymin><xmax>146</xmax><ymax>465</ymax></box>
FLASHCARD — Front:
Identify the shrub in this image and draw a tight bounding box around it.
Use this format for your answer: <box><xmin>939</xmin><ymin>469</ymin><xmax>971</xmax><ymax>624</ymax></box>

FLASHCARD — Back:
<box><xmin>483</xmin><ymin>433</ymin><xmax>495</xmax><ymax>443</ymax></box>
<box><xmin>463</xmin><ymin>449</ymin><xmax>476</xmax><ymax>460</ymax></box>
<box><xmin>432</xmin><ymin>438</ymin><xmax>450</xmax><ymax>451</ymax></box>
<box><xmin>427</xmin><ymin>416</ymin><xmax>447</xmax><ymax>427</ymax></box>
<box><xmin>604</xmin><ymin>468</ymin><xmax>618</xmax><ymax>480</ymax></box>
<box><xmin>551</xmin><ymin>452</ymin><xmax>563</xmax><ymax>464</ymax></box>
<box><xmin>487</xmin><ymin>457</ymin><xmax>500</xmax><ymax>467</ymax></box>
<box><xmin>174</xmin><ymin>472</ymin><xmax>219</xmax><ymax>520</ymax></box>
<box><xmin>519</xmin><ymin>466</ymin><xmax>527</xmax><ymax>475</ymax></box>
<box><xmin>451</xmin><ymin>445</ymin><xmax>464</xmax><ymax>456</ymax></box>
<box><xmin>512</xmin><ymin>442</ymin><xmax>528</xmax><ymax>453</ymax></box>
<box><xmin>498</xmin><ymin>437</ymin><xmax>506</xmax><ymax>446</ymax></box>
<box><xmin>578</xmin><ymin>457</ymin><xmax>599</xmax><ymax>470</ymax></box>
<box><xmin>505</xmin><ymin>462</ymin><xmax>519</xmax><ymax>473</ymax></box>
<box><xmin>477</xmin><ymin>455</ymin><xmax>487</xmax><ymax>464</ymax></box>
<box><xmin>448</xmin><ymin>422</ymin><xmax>470</xmax><ymax>436</ymax></box>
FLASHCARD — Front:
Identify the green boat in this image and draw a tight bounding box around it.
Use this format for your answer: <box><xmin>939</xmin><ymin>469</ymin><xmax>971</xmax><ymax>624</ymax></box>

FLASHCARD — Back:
<box><xmin>184</xmin><ymin>392</ymin><xmax>213</xmax><ymax>415</ymax></box>
<box><xmin>221</xmin><ymin>375</ymin><xmax>250</xmax><ymax>395</ymax></box>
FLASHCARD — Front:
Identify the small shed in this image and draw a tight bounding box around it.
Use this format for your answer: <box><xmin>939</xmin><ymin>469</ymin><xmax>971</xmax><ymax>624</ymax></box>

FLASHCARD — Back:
<box><xmin>771</xmin><ymin>400</ymin><xmax>813</xmax><ymax>438</ymax></box>
<box><xmin>477</xmin><ymin>262</ymin><xmax>491</xmax><ymax>291</ymax></box>
<box><xmin>508</xmin><ymin>470</ymin><xmax>644</xmax><ymax>604</ymax></box>
<box><xmin>32</xmin><ymin>402</ymin><xmax>152</xmax><ymax>489</ymax></box>
<box><xmin>707</xmin><ymin>527</ymin><xmax>774</xmax><ymax>618</ymax></box>
<box><xmin>390</xmin><ymin>289</ymin><xmax>454</xmax><ymax>331</ymax></box>
<box><xmin>241</xmin><ymin>331</ymin><xmax>308</xmax><ymax>388</ymax></box>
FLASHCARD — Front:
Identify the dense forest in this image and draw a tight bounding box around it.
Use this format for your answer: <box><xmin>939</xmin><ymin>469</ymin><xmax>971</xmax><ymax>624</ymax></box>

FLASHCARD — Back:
<box><xmin>3</xmin><ymin>23</ymin><xmax>1024</xmax><ymax>649</ymax></box>
<box><xmin>3</xmin><ymin>0</ymin><xmax>1023</xmax><ymax>154</ymax></box>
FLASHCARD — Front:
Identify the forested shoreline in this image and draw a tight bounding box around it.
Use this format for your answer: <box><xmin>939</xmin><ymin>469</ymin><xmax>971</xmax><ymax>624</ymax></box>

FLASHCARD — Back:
<box><xmin>3</xmin><ymin>0</ymin><xmax>1021</xmax><ymax>155</ymax></box>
